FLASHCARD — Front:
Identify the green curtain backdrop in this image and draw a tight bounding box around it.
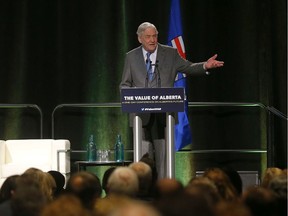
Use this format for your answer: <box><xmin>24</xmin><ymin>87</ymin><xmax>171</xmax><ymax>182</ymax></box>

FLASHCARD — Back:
<box><xmin>0</xmin><ymin>0</ymin><xmax>286</xmax><ymax>184</ymax></box>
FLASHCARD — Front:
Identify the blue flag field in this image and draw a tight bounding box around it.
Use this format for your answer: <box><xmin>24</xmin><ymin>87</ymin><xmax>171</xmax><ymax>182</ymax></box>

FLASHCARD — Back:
<box><xmin>167</xmin><ymin>0</ymin><xmax>193</xmax><ymax>151</ymax></box>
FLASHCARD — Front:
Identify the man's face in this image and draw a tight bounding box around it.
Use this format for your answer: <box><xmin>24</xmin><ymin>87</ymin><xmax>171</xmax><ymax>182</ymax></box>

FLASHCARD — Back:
<box><xmin>138</xmin><ymin>27</ymin><xmax>158</xmax><ymax>53</ymax></box>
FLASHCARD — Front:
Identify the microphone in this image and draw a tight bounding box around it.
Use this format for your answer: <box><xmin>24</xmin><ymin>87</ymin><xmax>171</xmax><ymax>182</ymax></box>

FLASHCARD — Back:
<box><xmin>152</xmin><ymin>60</ymin><xmax>161</xmax><ymax>87</ymax></box>
<box><xmin>145</xmin><ymin>60</ymin><xmax>152</xmax><ymax>87</ymax></box>
<box><xmin>145</xmin><ymin>70</ymin><xmax>148</xmax><ymax>88</ymax></box>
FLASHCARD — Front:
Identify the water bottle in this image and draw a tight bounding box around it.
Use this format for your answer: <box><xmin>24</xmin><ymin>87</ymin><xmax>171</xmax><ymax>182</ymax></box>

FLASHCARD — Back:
<box><xmin>115</xmin><ymin>134</ymin><xmax>124</xmax><ymax>162</ymax></box>
<box><xmin>87</xmin><ymin>134</ymin><xmax>96</xmax><ymax>161</ymax></box>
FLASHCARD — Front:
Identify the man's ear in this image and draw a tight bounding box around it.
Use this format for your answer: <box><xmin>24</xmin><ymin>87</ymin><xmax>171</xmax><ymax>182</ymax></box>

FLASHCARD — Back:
<box><xmin>138</xmin><ymin>36</ymin><xmax>142</xmax><ymax>44</ymax></box>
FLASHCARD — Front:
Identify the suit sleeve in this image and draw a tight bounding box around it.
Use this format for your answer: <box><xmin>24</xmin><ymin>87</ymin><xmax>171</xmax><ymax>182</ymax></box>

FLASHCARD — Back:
<box><xmin>119</xmin><ymin>54</ymin><xmax>132</xmax><ymax>89</ymax></box>
<box><xmin>173</xmin><ymin>49</ymin><xmax>207</xmax><ymax>76</ymax></box>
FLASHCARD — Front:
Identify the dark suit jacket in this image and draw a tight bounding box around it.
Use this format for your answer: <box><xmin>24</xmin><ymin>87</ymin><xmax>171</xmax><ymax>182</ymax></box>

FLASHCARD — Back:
<box><xmin>120</xmin><ymin>43</ymin><xmax>207</xmax><ymax>126</ymax></box>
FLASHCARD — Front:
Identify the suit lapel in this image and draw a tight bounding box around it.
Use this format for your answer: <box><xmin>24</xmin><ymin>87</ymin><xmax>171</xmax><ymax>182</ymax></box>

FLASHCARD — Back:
<box><xmin>156</xmin><ymin>44</ymin><xmax>166</xmax><ymax>72</ymax></box>
<box><xmin>135</xmin><ymin>47</ymin><xmax>147</xmax><ymax>75</ymax></box>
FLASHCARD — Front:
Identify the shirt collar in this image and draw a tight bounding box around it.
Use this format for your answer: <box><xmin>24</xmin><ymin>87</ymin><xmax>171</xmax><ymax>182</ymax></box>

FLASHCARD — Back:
<box><xmin>142</xmin><ymin>46</ymin><xmax>158</xmax><ymax>60</ymax></box>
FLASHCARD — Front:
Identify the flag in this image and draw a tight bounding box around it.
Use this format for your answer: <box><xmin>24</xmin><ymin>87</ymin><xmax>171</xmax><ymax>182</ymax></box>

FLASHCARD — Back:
<box><xmin>167</xmin><ymin>0</ymin><xmax>193</xmax><ymax>151</ymax></box>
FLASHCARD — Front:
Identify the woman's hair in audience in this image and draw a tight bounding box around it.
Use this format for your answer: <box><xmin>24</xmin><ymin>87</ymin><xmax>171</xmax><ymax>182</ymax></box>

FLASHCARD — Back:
<box><xmin>261</xmin><ymin>167</ymin><xmax>283</xmax><ymax>188</ymax></box>
<box><xmin>267</xmin><ymin>173</ymin><xmax>287</xmax><ymax>216</ymax></box>
<box><xmin>202</xmin><ymin>167</ymin><xmax>238</xmax><ymax>201</ymax></box>
<box><xmin>41</xmin><ymin>194</ymin><xmax>89</xmax><ymax>216</ymax></box>
<box><xmin>186</xmin><ymin>176</ymin><xmax>221</xmax><ymax>206</ymax></box>
<box><xmin>23</xmin><ymin>167</ymin><xmax>56</xmax><ymax>202</ymax></box>
<box><xmin>11</xmin><ymin>173</ymin><xmax>48</xmax><ymax>216</ymax></box>
<box><xmin>0</xmin><ymin>174</ymin><xmax>20</xmax><ymax>204</ymax></box>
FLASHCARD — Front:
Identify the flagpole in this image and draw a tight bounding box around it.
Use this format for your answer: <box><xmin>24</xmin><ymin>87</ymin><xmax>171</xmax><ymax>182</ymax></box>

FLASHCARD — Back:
<box><xmin>168</xmin><ymin>0</ymin><xmax>193</xmax><ymax>152</ymax></box>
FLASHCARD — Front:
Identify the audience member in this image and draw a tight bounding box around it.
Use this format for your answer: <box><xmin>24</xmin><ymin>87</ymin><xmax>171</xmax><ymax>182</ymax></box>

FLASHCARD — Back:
<box><xmin>105</xmin><ymin>167</ymin><xmax>139</xmax><ymax>197</ymax></box>
<box><xmin>185</xmin><ymin>176</ymin><xmax>221</xmax><ymax>206</ymax></box>
<box><xmin>140</xmin><ymin>153</ymin><xmax>158</xmax><ymax>184</ymax></box>
<box><xmin>94</xmin><ymin>195</ymin><xmax>134</xmax><ymax>216</ymax></box>
<box><xmin>155</xmin><ymin>190</ymin><xmax>214</xmax><ymax>216</ymax></box>
<box><xmin>129</xmin><ymin>161</ymin><xmax>153</xmax><ymax>201</ymax></box>
<box><xmin>65</xmin><ymin>171</ymin><xmax>102</xmax><ymax>211</ymax></box>
<box><xmin>11</xmin><ymin>173</ymin><xmax>49</xmax><ymax>216</ymax></box>
<box><xmin>214</xmin><ymin>201</ymin><xmax>252</xmax><ymax>216</ymax></box>
<box><xmin>1</xmin><ymin>165</ymin><xmax>285</xmax><ymax>216</ymax></box>
<box><xmin>0</xmin><ymin>168</ymin><xmax>55</xmax><ymax>216</ymax></box>
<box><xmin>241</xmin><ymin>186</ymin><xmax>278</xmax><ymax>216</ymax></box>
<box><xmin>0</xmin><ymin>175</ymin><xmax>20</xmax><ymax>204</ymax></box>
<box><xmin>47</xmin><ymin>170</ymin><xmax>66</xmax><ymax>198</ymax></box>
<box><xmin>94</xmin><ymin>167</ymin><xmax>139</xmax><ymax>216</ymax></box>
<box><xmin>153</xmin><ymin>178</ymin><xmax>184</xmax><ymax>200</ymax></box>
<box><xmin>261</xmin><ymin>167</ymin><xmax>283</xmax><ymax>188</ymax></box>
<box><xmin>109</xmin><ymin>199</ymin><xmax>161</xmax><ymax>216</ymax></box>
<box><xmin>102</xmin><ymin>167</ymin><xmax>116</xmax><ymax>196</ymax></box>
<box><xmin>221</xmin><ymin>166</ymin><xmax>243</xmax><ymax>196</ymax></box>
<box><xmin>0</xmin><ymin>196</ymin><xmax>12</xmax><ymax>216</ymax></box>
<box><xmin>41</xmin><ymin>194</ymin><xmax>89</xmax><ymax>216</ymax></box>
<box><xmin>267</xmin><ymin>173</ymin><xmax>287</xmax><ymax>216</ymax></box>
<box><xmin>268</xmin><ymin>171</ymin><xmax>287</xmax><ymax>198</ymax></box>
<box><xmin>203</xmin><ymin>167</ymin><xmax>238</xmax><ymax>201</ymax></box>
<box><xmin>23</xmin><ymin>168</ymin><xmax>56</xmax><ymax>202</ymax></box>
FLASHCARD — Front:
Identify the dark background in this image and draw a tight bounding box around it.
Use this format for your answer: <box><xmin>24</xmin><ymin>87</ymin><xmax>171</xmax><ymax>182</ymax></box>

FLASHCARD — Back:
<box><xmin>0</xmin><ymin>0</ymin><xmax>286</xmax><ymax>175</ymax></box>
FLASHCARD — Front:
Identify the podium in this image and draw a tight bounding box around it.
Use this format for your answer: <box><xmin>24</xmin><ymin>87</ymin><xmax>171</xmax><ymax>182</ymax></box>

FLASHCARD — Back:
<box><xmin>121</xmin><ymin>87</ymin><xmax>185</xmax><ymax>178</ymax></box>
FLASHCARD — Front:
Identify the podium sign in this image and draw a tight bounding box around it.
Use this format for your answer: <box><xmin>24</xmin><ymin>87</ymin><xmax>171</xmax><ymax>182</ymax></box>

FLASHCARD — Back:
<box><xmin>121</xmin><ymin>87</ymin><xmax>185</xmax><ymax>113</ymax></box>
<box><xmin>121</xmin><ymin>87</ymin><xmax>183</xmax><ymax>178</ymax></box>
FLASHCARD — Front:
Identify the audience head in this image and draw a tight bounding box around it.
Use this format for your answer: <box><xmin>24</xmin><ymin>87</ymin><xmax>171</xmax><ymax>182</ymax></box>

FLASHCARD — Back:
<box><xmin>267</xmin><ymin>171</ymin><xmax>287</xmax><ymax>198</ymax></box>
<box><xmin>261</xmin><ymin>167</ymin><xmax>283</xmax><ymax>188</ymax></box>
<box><xmin>186</xmin><ymin>176</ymin><xmax>221</xmax><ymax>206</ymax></box>
<box><xmin>214</xmin><ymin>201</ymin><xmax>252</xmax><ymax>216</ymax></box>
<box><xmin>0</xmin><ymin>174</ymin><xmax>20</xmax><ymax>204</ymax></box>
<box><xmin>11</xmin><ymin>173</ymin><xmax>48</xmax><ymax>216</ymax></box>
<box><xmin>155</xmin><ymin>190</ymin><xmax>214</xmax><ymax>216</ymax></box>
<box><xmin>140</xmin><ymin>153</ymin><xmax>158</xmax><ymax>184</ymax></box>
<box><xmin>109</xmin><ymin>199</ymin><xmax>161</xmax><ymax>216</ymax></box>
<box><xmin>106</xmin><ymin>167</ymin><xmax>139</xmax><ymax>197</ymax></box>
<box><xmin>267</xmin><ymin>173</ymin><xmax>287</xmax><ymax>216</ymax></box>
<box><xmin>221</xmin><ymin>166</ymin><xmax>243</xmax><ymax>196</ymax></box>
<box><xmin>47</xmin><ymin>170</ymin><xmax>66</xmax><ymax>198</ymax></box>
<box><xmin>153</xmin><ymin>178</ymin><xmax>184</xmax><ymax>199</ymax></box>
<box><xmin>65</xmin><ymin>171</ymin><xmax>102</xmax><ymax>210</ymax></box>
<box><xmin>102</xmin><ymin>167</ymin><xmax>116</xmax><ymax>195</ymax></box>
<box><xmin>23</xmin><ymin>167</ymin><xmax>56</xmax><ymax>202</ymax></box>
<box><xmin>203</xmin><ymin>167</ymin><xmax>238</xmax><ymax>201</ymax></box>
<box><xmin>93</xmin><ymin>193</ymin><xmax>134</xmax><ymax>216</ymax></box>
<box><xmin>241</xmin><ymin>186</ymin><xmax>278</xmax><ymax>216</ymax></box>
<box><xmin>41</xmin><ymin>194</ymin><xmax>89</xmax><ymax>216</ymax></box>
<box><xmin>129</xmin><ymin>161</ymin><xmax>152</xmax><ymax>198</ymax></box>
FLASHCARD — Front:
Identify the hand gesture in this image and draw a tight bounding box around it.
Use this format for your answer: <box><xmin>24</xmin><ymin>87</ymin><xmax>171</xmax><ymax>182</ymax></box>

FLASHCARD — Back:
<box><xmin>204</xmin><ymin>54</ymin><xmax>224</xmax><ymax>70</ymax></box>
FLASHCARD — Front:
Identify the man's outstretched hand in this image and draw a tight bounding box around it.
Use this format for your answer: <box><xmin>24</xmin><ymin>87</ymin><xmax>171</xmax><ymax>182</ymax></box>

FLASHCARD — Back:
<box><xmin>204</xmin><ymin>54</ymin><xmax>224</xmax><ymax>70</ymax></box>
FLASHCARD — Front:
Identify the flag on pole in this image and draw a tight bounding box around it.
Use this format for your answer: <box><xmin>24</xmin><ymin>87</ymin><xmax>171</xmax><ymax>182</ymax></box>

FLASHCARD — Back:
<box><xmin>167</xmin><ymin>0</ymin><xmax>193</xmax><ymax>151</ymax></box>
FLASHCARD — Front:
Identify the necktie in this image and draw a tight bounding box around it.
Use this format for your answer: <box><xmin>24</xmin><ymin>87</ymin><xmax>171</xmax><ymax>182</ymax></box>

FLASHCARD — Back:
<box><xmin>146</xmin><ymin>52</ymin><xmax>153</xmax><ymax>81</ymax></box>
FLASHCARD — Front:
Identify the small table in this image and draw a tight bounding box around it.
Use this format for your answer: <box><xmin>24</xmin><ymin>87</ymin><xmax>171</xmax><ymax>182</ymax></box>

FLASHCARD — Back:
<box><xmin>74</xmin><ymin>160</ymin><xmax>132</xmax><ymax>171</ymax></box>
